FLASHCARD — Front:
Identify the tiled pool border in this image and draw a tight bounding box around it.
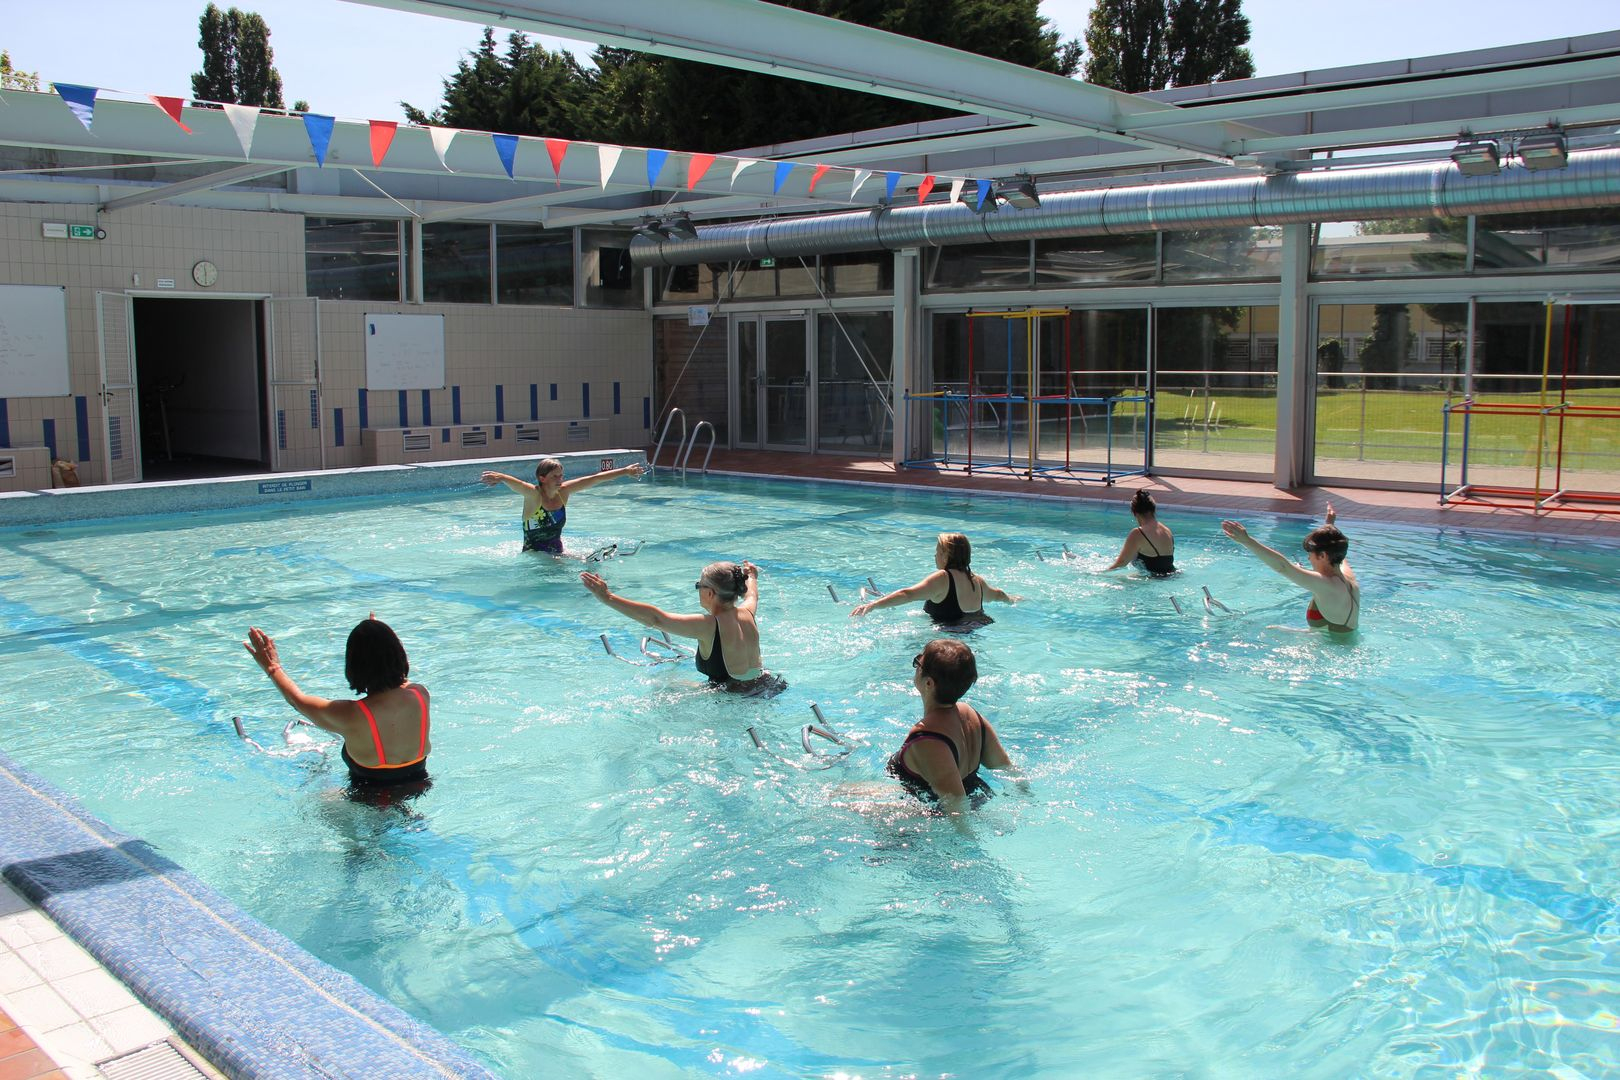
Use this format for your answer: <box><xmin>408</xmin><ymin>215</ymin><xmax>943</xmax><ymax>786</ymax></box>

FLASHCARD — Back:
<box><xmin>0</xmin><ymin>752</ymin><xmax>499</xmax><ymax>1080</ymax></box>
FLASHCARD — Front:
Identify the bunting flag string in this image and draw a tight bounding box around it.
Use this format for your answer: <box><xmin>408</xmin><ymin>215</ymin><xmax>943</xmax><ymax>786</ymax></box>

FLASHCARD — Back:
<box><xmin>730</xmin><ymin>158</ymin><xmax>759</xmax><ymax>187</ymax></box>
<box><xmin>428</xmin><ymin>126</ymin><xmax>457</xmax><ymax>170</ymax></box>
<box><xmin>222</xmin><ymin>103</ymin><xmax>260</xmax><ymax>157</ymax></box>
<box><xmin>545</xmin><ymin>138</ymin><xmax>570</xmax><ymax>187</ymax></box>
<box><xmin>368</xmin><ymin>120</ymin><xmax>397</xmax><ymax>167</ymax></box>
<box><xmin>598</xmin><ymin>144</ymin><xmax>622</xmax><ymax>189</ymax></box>
<box><xmin>808</xmin><ymin>164</ymin><xmax>831</xmax><ymax>195</ymax></box>
<box><xmin>302</xmin><ymin>114</ymin><xmax>335</xmax><ymax>167</ymax></box>
<box><xmin>975</xmin><ymin>178</ymin><xmax>992</xmax><ymax>210</ymax></box>
<box><xmin>916</xmin><ymin>175</ymin><xmax>936</xmax><ymax>204</ymax></box>
<box><xmin>150</xmin><ymin>95</ymin><xmax>191</xmax><ymax>133</ymax></box>
<box><xmin>884</xmin><ymin>172</ymin><xmax>901</xmax><ymax>202</ymax></box>
<box><xmin>686</xmin><ymin>153</ymin><xmax>716</xmax><ymax>190</ymax></box>
<box><xmin>772</xmin><ymin>161</ymin><xmax>795</xmax><ymax>194</ymax></box>
<box><xmin>52</xmin><ymin>83</ymin><xmax>98</xmax><ymax>131</ymax></box>
<box><xmin>646</xmin><ymin>148</ymin><xmax>669</xmax><ymax>188</ymax></box>
<box><xmin>492</xmin><ymin>133</ymin><xmax>518</xmax><ymax>178</ymax></box>
<box><xmin>850</xmin><ymin>169</ymin><xmax>873</xmax><ymax>201</ymax></box>
<box><xmin>948</xmin><ymin>178</ymin><xmax>965</xmax><ymax>205</ymax></box>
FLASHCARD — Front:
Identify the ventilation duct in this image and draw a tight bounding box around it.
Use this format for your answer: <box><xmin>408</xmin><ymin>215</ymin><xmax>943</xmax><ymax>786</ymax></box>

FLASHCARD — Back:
<box><xmin>630</xmin><ymin>148</ymin><xmax>1620</xmax><ymax>267</ymax></box>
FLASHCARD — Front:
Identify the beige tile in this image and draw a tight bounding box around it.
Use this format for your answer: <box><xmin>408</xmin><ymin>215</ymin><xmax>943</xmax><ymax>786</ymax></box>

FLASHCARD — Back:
<box><xmin>87</xmin><ymin>1005</ymin><xmax>173</xmax><ymax>1056</ymax></box>
<box><xmin>48</xmin><ymin>968</ymin><xmax>134</xmax><ymax>1020</ymax></box>
<box><xmin>34</xmin><ymin>1019</ymin><xmax>114</xmax><ymax>1067</ymax></box>
<box><xmin>0</xmin><ymin>909</ymin><xmax>64</xmax><ymax>950</ymax></box>
<box><xmin>0</xmin><ymin>950</ymin><xmax>43</xmax><ymax>995</ymax></box>
<box><xmin>3</xmin><ymin>980</ymin><xmax>81</xmax><ymax>1030</ymax></box>
<box><xmin>14</xmin><ymin>938</ymin><xmax>99</xmax><ymax>982</ymax></box>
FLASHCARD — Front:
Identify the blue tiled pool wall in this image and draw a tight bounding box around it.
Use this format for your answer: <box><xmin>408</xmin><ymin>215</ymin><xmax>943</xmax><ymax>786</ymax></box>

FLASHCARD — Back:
<box><xmin>0</xmin><ymin>450</ymin><xmax>647</xmax><ymax>528</ymax></box>
<box><xmin>0</xmin><ymin>750</ymin><xmax>501</xmax><ymax>1080</ymax></box>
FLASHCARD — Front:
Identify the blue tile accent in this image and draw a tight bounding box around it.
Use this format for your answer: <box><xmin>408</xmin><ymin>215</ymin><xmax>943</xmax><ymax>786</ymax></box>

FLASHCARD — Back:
<box><xmin>582</xmin><ymin>383</ymin><xmax>590</xmax><ymax>418</ymax></box>
<box><xmin>41</xmin><ymin>418</ymin><xmax>57</xmax><ymax>460</ymax></box>
<box><xmin>277</xmin><ymin>411</ymin><xmax>286</xmax><ymax>450</ymax></box>
<box><xmin>333</xmin><ymin>408</ymin><xmax>345</xmax><ymax>448</ymax></box>
<box><xmin>530</xmin><ymin>384</ymin><xmax>538</xmax><ymax>420</ymax></box>
<box><xmin>421</xmin><ymin>390</ymin><xmax>432</xmax><ymax>426</ymax></box>
<box><xmin>441</xmin><ymin>428</ymin><xmax>450</xmax><ymax>443</ymax></box>
<box><xmin>0</xmin><ymin>398</ymin><xmax>7</xmax><ymax>447</ymax></box>
<box><xmin>494</xmin><ymin>425</ymin><xmax>502</xmax><ymax>440</ymax></box>
<box><xmin>452</xmin><ymin>386</ymin><xmax>462</xmax><ymax>425</ymax></box>
<box><xmin>643</xmin><ymin>396</ymin><xmax>651</xmax><ymax>430</ymax></box>
<box><xmin>613</xmin><ymin>382</ymin><xmax>621</xmax><ymax>415</ymax></box>
<box><xmin>308</xmin><ymin>389</ymin><xmax>318</xmax><ymax>429</ymax></box>
<box><xmin>397</xmin><ymin>391</ymin><xmax>408</xmax><ymax>427</ymax></box>
<box><xmin>549</xmin><ymin>383</ymin><xmax>558</xmax><ymax>402</ymax></box>
<box><xmin>75</xmin><ymin>397</ymin><xmax>90</xmax><ymax>461</ymax></box>
<box><xmin>495</xmin><ymin>385</ymin><xmax>504</xmax><ymax>423</ymax></box>
<box><xmin>358</xmin><ymin>389</ymin><xmax>368</xmax><ymax>430</ymax></box>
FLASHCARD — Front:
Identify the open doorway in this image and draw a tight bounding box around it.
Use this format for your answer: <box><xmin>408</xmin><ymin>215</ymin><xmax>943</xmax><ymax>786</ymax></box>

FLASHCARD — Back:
<box><xmin>132</xmin><ymin>297</ymin><xmax>269</xmax><ymax>480</ymax></box>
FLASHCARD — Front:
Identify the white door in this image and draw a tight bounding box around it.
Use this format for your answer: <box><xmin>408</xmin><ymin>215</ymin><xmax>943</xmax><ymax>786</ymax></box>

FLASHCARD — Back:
<box><xmin>95</xmin><ymin>291</ymin><xmax>140</xmax><ymax>484</ymax></box>
<box><xmin>266</xmin><ymin>297</ymin><xmax>322</xmax><ymax>472</ymax></box>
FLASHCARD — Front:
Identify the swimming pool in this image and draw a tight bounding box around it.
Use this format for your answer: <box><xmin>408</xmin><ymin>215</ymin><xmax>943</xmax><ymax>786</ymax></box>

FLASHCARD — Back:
<box><xmin>1</xmin><ymin>473</ymin><xmax>1616</xmax><ymax>1077</ymax></box>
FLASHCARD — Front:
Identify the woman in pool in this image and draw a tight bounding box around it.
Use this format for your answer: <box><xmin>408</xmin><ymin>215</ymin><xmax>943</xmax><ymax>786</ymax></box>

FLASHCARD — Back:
<box><xmin>581</xmin><ymin>561</ymin><xmax>781</xmax><ymax>693</ymax></box>
<box><xmin>244</xmin><ymin>616</ymin><xmax>432</xmax><ymax>788</ymax></box>
<box><xmin>890</xmin><ymin>639</ymin><xmax>1022</xmax><ymax>823</ymax></box>
<box><xmin>1102</xmin><ymin>489</ymin><xmax>1176</xmax><ymax>575</ymax></box>
<box><xmin>480</xmin><ymin>457</ymin><xmax>646</xmax><ymax>554</ymax></box>
<box><xmin>849</xmin><ymin>533</ymin><xmax>1016</xmax><ymax>628</ymax></box>
<box><xmin>1221</xmin><ymin>503</ymin><xmax>1360</xmax><ymax>632</ymax></box>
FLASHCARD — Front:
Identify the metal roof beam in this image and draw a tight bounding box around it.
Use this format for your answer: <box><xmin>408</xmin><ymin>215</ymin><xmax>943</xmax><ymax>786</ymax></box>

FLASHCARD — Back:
<box><xmin>99</xmin><ymin>162</ymin><xmax>292</xmax><ymax>212</ymax></box>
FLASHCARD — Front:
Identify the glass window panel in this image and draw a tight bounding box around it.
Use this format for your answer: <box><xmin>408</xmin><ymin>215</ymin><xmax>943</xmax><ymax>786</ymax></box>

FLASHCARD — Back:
<box><xmin>1311</xmin><ymin>303</ymin><xmax>1468</xmax><ymax>482</ymax></box>
<box><xmin>1036</xmin><ymin>309</ymin><xmax>1149</xmax><ymax>469</ymax></box>
<box><xmin>1162</xmin><ymin>227</ymin><xmax>1281</xmax><ymax>281</ymax></box>
<box><xmin>422</xmin><ymin>222</ymin><xmax>492</xmax><ymax>304</ymax></box>
<box><xmin>582</xmin><ymin>229</ymin><xmax>644</xmax><ymax>309</ymax></box>
<box><xmin>820</xmin><ymin>251</ymin><xmax>893</xmax><ymax>295</ymax></box>
<box><xmin>495</xmin><ymin>225</ymin><xmax>572</xmax><ymax>306</ymax></box>
<box><xmin>722</xmin><ymin>259</ymin><xmax>820</xmax><ymax>300</ymax></box>
<box><xmin>925</xmin><ymin>241</ymin><xmax>1033</xmax><ymax>291</ymax></box>
<box><xmin>1034</xmin><ymin>234</ymin><xmax>1157</xmax><ymax>286</ymax></box>
<box><xmin>817</xmin><ymin>312</ymin><xmax>892</xmax><ymax>455</ymax></box>
<box><xmin>304</xmin><ymin>217</ymin><xmax>401</xmax><ymax>301</ymax></box>
<box><xmin>1311</xmin><ymin>219</ymin><xmax>1467</xmax><ymax>277</ymax></box>
<box><xmin>1473</xmin><ymin>207</ymin><xmax>1620</xmax><ymax>272</ymax></box>
<box><xmin>1154</xmin><ymin>306</ymin><xmax>1279</xmax><ymax>474</ymax></box>
<box><xmin>653</xmin><ymin>316</ymin><xmax>729</xmax><ymax>446</ymax></box>
<box><xmin>658</xmin><ymin>262</ymin><xmax>721</xmax><ymax>304</ymax></box>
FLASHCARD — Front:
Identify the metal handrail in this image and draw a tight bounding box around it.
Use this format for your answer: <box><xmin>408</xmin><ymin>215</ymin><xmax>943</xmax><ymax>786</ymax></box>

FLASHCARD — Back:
<box><xmin>678</xmin><ymin>420</ymin><xmax>716</xmax><ymax>476</ymax></box>
<box><xmin>651</xmin><ymin>408</ymin><xmax>686</xmax><ymax>472</ymax></box>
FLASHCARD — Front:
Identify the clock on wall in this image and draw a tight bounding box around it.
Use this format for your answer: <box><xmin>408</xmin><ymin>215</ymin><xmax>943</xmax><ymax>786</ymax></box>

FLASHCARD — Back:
<box><xmin>191</xmin><ymin>260</ymin><xmax>219</xmax><ymax>287</ymax></box>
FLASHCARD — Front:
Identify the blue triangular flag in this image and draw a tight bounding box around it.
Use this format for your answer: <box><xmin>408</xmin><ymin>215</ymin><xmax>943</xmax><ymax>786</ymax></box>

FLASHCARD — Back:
<box><xmin>302</xmin><ymin>113</ymin><xmax>335</xmax><ymax>167</ymax></box>
<box><xmin>975</xmin><ymin>178</ymin><xmax>992</xmax><ymax>210</ymax></box>
<box><xmin>772</xmin><ymin>161</ymin><xmax>795</xmax><ymax>194</ymax></box>
<box><xmin>493</xmin><ymin>133</ymin><xmax>518</xmax><ymax>178</ymax></box>
<box><xmin>646</xmin><ymin>148</ymin><xmax>669</xmax><ymax>188</ymax></box>
<box><xmin>884</xmin><ymin>172</ymin><xmax>901</xmax><ymax>201</ymax></box>
<box><xmin>53</xmin><ymin>83</ymin><xmax>98</xmax><ymax>131</ymax></box>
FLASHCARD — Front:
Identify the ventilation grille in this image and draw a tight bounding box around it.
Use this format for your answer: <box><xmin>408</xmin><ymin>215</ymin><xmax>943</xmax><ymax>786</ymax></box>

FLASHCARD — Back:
<box><xmin>459</xmin><ymin>429</ymin><xmax>488</xmax><ymax>448</ymax></box>
<box><xmin>566</xmin><ymin>425</ymin><xmax>591</xmax><ymax>443</ymax></box>
<box><xmin>402</xmin><ymin>433</ymin><xmax>432</xmax><ymax>454</ymax></box>
<box><xmin>0</xmin><ymin>457</ymin><xmax>14</xmax><ymax>479</ymax></box>
<box><xmin>515</xmin><ymin>427</ymin><xmax>541</xmax><ymax>445</ymax></box>
<box><xmin>98</xmin><ymin>1039</ymin><xmax>211</xmax><ymax>1080</ymax></box>
<box><xmin>109</xmin><ymin>415</ymin><xmax>124</xmax><ymax>461</ymax></box>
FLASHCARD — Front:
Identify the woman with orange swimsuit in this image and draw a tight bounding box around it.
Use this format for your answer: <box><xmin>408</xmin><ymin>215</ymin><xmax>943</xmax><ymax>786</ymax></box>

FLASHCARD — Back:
<box><xmin>1221</xmin><ymin>503</ymin><xmax>1359</xmax><ymax>633</ymax></box>
<box><xmin>245</xmin><ymin>616</ymin><xmax>432</xmax><ymax>787</ymax></box>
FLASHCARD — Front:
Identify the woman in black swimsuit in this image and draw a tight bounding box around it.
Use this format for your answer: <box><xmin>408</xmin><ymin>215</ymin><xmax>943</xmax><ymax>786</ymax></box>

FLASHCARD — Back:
<box><xmin>850</xmin><ymin>533</ymin><xmax>1016</xmax><ymax>627</ymax></box>
<box><xmin>1103</xmin><ymin>489</ymin><xmax>1176</xmax><ymax>576</ymax></box>
<box><xmin>888</xmin><ymin>640</ymin><xmax>1023</xmax><ymax>830</ymax></box>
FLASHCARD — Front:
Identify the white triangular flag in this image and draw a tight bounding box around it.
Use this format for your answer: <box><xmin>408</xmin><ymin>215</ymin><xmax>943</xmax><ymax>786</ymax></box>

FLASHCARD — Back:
<box><xmin>429</xmin><ymin>126</ymin><xmax>457</xmax><ymax>170</ymax></box>
<box><xmin>949</xmin><ymin>178</ymin><xmax>965</xmax><ymax>204</ymax></box>
<box><xmin>222</xmin><ymin>103</ymin><xmax>259</xmax><ymax>157</ymax></box>
<box><xmin>598</xmin><ymin>144</ymin><xmax>622</xmax><ymax>189</ymax></box>
<box><xmin>850</xmin><ymin>169</ymin><xmax>874</xmax><ymax>201</ymax></box>
<box><xmin>731</xmin><ymin>158</ymin><xmax>760</xmax><ymax>187</ymax></box>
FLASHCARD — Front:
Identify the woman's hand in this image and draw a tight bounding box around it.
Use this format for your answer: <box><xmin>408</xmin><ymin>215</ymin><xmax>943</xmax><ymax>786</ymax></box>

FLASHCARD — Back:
<box><xmin>1325</xmin><ymin>503</ymin><xmax>1337</xmax><ymax>527</ymax></box>
<box><xmin>579</xmin><ymin>571</ymin><xmax>611</xmax><ymax>601</ymax></box>
<box><xmin>478</xmin><ymin>471</ymin><xmax>504</xmax><ymax>485</ymax></box>
<box><xmin>849</xmin><ymin>602</ymin><xmax>872</xmax><ymax>618</ymax></box>
<box><xmin>1221</xmin><ymin>520</ymin><xmax>1250</xmax><ymax>543</ymax></box>
<box><xmin>244</xmin><ymin>627</ymin><xmax>281</xmax><ymax>676</ymax></box>
<box><xmin>625</xmin><ymin>462</ymin><xmax>647</xmax><ymax>478</ymax></box>
<box><xmin>742</xmin><ymin>561</ymin><xmax>759</xmax><ymax>579</ymax></box>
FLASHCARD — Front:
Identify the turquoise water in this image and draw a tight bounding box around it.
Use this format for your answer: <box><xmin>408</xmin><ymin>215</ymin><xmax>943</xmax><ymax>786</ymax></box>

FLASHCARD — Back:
<box><xmin>1</xmin><ymin>475</ymin><xmax>1617</xmax><ymax>1078</ymax></box>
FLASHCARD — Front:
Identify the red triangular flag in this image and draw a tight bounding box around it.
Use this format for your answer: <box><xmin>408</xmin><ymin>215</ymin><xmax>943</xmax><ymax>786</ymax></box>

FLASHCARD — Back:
<box><xmin>686</xmin><ymin>153</ymin><xmax>716</xmax><ymax>190</ymax></box>
<box><xmin>917</xmin><ymin>174</ymin><xmax>936</xmax><ymax>203</ymax></box>
<box><xmin>808</xmin><ymin>164</ymin><xmax>831</xmax><ymax>194</ymax></box>
<box><xmin>369</xmin><ymin>121</ymin><xmax>398</xmax><ymax>167</ymax></box>
<box><xmin>545</xmin><ymin>138</ymin><xmax>570</xmax><ymax>187</ymax></box>
<box><xmin>150</xmin><ymin>95</ymin><xmax>192</xmax><ymax>133</ymax></box>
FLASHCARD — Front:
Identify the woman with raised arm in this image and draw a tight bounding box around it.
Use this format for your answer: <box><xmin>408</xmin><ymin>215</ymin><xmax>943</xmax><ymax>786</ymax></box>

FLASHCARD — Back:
<box><xmin>244</xmin><ymin>616</ymin><xmax>432</xmax><ymax>789</ymax></box>
<box><xmin>850</xmin><ymin>533</ymin><xmax>1016</xmax><ymax>628</ymax></box>
<box><xmin>1102</xmin><ymin>489</ymin><xmax>1176</xmax><ymax>575</ymax></box>
<box><xmin>1221</xmin><ymin>503</ymin><xmax>1360</xmax><ymax>632</ymax></box>
<box><xmin>480</xmin><ymin>457</ymin><xmax>645</xmax><ymax>555</ymax></box>
<box><xmin>582</xmin><ymin>560</ymin><xmax>781</xmax><ymax>693</ymax></box>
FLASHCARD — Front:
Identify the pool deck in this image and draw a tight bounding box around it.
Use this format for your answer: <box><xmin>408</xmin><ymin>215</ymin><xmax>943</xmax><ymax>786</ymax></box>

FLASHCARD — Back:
<box><xmin>690</xmin><ymin>449</ymin><xmax>1620</xmax><ymax>541</ymax></box>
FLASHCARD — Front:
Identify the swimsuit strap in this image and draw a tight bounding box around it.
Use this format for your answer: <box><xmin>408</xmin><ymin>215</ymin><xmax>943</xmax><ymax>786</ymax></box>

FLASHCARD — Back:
<box><xmin>355</xmin><ymin>698</ymin><xmax>388</xmax><ymax>767</ymax></box>
<box><xmin>1135</xmin><ymin>527</ymin><xmax>1161</xmax><ymax>558</ymax></box>
<box><xmin>902</xmin><ymin>729</ymin><xmax>962</xmax><ymax>766</ymax></box>
<box><xmin>409</xmin><ymin>685</ymin><xmax>428</xmax><ymax>760</ymax></box>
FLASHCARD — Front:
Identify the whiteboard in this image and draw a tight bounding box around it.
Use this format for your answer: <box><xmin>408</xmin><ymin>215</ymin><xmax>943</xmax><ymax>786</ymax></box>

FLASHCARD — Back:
<box><xmin>0</xmin><ymin>285</ymin><xmax>70</xmax><ymax>398</ymax></box>
<box><xmin>364</xmin><ymin>313</ymin><xmax>445</xmax><ymax>391</ymax></box>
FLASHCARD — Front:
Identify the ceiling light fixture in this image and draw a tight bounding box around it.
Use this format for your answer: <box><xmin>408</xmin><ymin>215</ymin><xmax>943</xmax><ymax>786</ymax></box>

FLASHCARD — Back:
<box><xmin>1517</xmin><ymin>130</ymin><xmax>1568</xmax><ymax>171</ymax></box>
<box><xmin>992</xmin><ymin>176</ymin><xmax>1040</xmax><ymax>210</ymax></box>
<box><xmin>1450</xmin><ymin>138</ymin><xmax>1502</xmax><ymax>177</ymax></box>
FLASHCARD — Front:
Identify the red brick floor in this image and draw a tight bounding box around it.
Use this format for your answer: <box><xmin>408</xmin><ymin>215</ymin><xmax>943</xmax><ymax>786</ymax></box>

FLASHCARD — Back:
<box><xmin>672</xmin><ymin>449</ymin><xmax>1620</xmax><ymax>540</ymax></box>
<box><xmin>0</xmin><ymin>1010</ymin><xmax>66</xmax><ymax>1080</ymax></box>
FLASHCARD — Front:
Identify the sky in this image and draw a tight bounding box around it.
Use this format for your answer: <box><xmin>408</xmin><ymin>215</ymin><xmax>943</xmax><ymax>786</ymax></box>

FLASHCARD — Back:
<box><xmin>3</xmin><ymin>0</ymin><xmax>1617</xmax><ymax>124</ymax></box>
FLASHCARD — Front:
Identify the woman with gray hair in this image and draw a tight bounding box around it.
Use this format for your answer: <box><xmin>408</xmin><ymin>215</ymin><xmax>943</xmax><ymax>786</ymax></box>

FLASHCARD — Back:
<box><xmin>581</xmin><ymin>560</ymin><xmax>778</xmax><ymax>691</ymax></box>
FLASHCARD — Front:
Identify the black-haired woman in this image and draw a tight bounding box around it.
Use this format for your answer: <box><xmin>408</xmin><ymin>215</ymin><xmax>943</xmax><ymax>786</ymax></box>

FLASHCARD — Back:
<box><xmin>582</xmin><ymin>560</ymin><xmax>779</xmax><ymax>692</ymax></box>
<box><xmin>244</xmin><ymin>616</ymin><xmax>432</xmax><ymax>787</ymax></box>
<box><xmin>850</xmin><ymin>532</ymin><xmax>1016</xmax><ymax>627</ymax></box>
<box><xmin>1221</xmin><ymin>503</ymin><xmax>1360</xmax><ymax>632</ymax></box>
<box><xmin>1103</xmin><ymin>489</ymin><xmax>1176</xmax><ymax>575</ymax></box>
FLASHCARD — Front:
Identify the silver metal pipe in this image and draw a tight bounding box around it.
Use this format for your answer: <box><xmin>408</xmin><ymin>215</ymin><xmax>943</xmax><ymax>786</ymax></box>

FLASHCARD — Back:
<box><xmin>631</xmin><ymin>149</ymin><xmax>1620</xmax><ymax>266</ymax></box>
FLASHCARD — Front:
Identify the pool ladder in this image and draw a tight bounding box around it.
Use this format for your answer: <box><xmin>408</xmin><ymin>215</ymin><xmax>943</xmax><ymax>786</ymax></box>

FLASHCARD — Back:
<box><xmin>651</xmin><ymin>408</ymin><xmax>716</xmax><ymax>477</ymax></box>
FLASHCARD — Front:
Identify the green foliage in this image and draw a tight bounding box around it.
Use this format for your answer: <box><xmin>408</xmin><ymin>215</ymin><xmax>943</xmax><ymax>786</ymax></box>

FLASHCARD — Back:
<box><xmin>405</xmin><ymin>1</ymin><xmax>1082</xmax><ymax>150</ymax></box>
<box><xmin>1</xmin><ymin>48</ymin><xmax>42</xmax><ymax>92</ymax></box>
<box><xmin>191</xmin><ymin>3</ymin><xmax>286</xmax><ymax>109</ymax></box>
<box><xmin>1084</xmin><ymin>0</ymin><xmax>1253</xmax><ymax>93</ymax></box>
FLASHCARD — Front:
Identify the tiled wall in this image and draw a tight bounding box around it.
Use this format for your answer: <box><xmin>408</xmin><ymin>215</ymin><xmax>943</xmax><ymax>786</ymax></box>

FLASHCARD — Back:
<box><xmin>0</xmin><ymin>202</ymin><xmax>654</xmax><ymax>487</ymax></box>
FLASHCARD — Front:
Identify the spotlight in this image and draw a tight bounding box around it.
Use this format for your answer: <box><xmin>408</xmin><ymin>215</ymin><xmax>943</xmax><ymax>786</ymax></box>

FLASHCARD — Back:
<box><xmin>992</xmin><ymin>177</ymin><xmax>1041</xmax><ymax>209</ymax></box>
<box><xmin>1450</xmin><ymin>139</ymin><xmax>1501</xmax><ymax>177</ymax></box>
<box><xmin>1517</xmin><ymin>131</ymin><xmax>1568</xmax><ymax>171</ymax></box>
<box><xmin>662</xmin><ymin>214</ymin><xmax>699</xmax><ymax>241</ymax></box>
<box><xmin>631</xmin><ymin>217</ymin><xmax>668</xmax><ymax>241</ymax></box>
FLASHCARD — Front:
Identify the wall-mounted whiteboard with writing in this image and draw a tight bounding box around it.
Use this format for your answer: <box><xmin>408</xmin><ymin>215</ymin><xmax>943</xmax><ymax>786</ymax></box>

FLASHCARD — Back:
<box><xmin>0</xmin><ymin>285</ymin><xmax>70</xmax><ymax>398</ymax></box>
<box><xmin>364</xmin><ymin>313</ymin><xmax>445</xmax><ymax>391</ymax></box>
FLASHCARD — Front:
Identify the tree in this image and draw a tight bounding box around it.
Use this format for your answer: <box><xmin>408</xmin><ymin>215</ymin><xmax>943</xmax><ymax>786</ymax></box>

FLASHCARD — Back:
<box><xmin>1</xmin><ymin>49</ymin><xmax>41</xmax><ymax>92</ymax></box>
<box><xmin>191</xmin><ymin>4</ymin><xmax>286</xmax><ymax>109</ymax></box>
<box><xmin>403</xmin><ymin>28</ymin><xmax>593</xmax><ymax>140</ymax></box>
<box><xmin>1084</xmin><ymin>0</ymin><xmax>1253</xmax><ymax>93</ymax></box>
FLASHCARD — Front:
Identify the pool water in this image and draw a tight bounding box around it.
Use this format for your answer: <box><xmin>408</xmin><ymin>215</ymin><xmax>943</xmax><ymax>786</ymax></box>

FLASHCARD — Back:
<box><xmin>1</xmin><ymin>476</ymin><xmax>1617</xmax><ymax>1078</ymax></box>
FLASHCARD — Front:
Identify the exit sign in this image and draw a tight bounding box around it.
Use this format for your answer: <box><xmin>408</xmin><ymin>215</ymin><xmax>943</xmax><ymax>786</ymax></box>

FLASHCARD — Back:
<box><xmin>42</xmin><ymin>223</ymin><xmax>101</xmax><ymax>240</ymax></box>
<box><xmin>759</xmin><ymin>257</ymin><xmax>776</xmax><ymax>268</ymax></box>
<box><xmin>68</xmin><ymin>225</ymin><xmax>96</xmax><ymax>239</ymax></box>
